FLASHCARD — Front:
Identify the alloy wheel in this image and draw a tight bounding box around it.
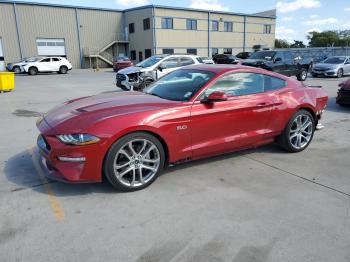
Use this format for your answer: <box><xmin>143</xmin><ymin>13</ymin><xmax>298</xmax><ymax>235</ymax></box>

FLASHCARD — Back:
<box><xmin>113</xmin><ymin>139</ymin><xmax>160</xmax><ymax>188</ymax></box>
<box><xmin>289</xmin><ymin>114</ymin><xmax>313</xmax><ymax>150</ymax></box>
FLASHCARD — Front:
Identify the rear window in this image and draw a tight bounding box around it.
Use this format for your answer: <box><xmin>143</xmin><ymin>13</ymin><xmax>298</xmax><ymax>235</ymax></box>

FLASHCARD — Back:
<box><xmin>264</xmin><ymin>75</ymin><xmax>286</xmax><ymax>91</ymax></box>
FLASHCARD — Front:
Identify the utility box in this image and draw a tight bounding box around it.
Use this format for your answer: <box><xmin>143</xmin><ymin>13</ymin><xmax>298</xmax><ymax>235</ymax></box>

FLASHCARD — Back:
<box><xmin>0</xmin><ymin>72</ymin><xmax>15</xmax><ymax>92</ymax></box>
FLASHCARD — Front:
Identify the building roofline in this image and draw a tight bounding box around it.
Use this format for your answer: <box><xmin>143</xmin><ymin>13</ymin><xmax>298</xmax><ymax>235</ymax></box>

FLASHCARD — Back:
<box><xmin>123</xmin><ymin>4</ymin><xmax>276</xmax><ymax>19</ymax></box>
<box><xmin>0</xmin><ymin>0</ymin><xmax>123</xmax><ymax>12</ymax></box>
<box><xmin>0</xmin><ymin>1</ymin><xmax>276</xmax><ymax>19</ymax></box>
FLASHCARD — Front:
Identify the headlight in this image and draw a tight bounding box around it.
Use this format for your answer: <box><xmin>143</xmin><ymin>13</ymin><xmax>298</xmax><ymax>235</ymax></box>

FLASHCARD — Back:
<box><xmin>57</xmin><ymin>134</ymin><xmax>100</xmax><ymax>145</ymax></box>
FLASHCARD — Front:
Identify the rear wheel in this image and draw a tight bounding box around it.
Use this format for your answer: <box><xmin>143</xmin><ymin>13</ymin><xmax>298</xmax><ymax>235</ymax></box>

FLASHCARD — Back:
<box><xmin>28</xmin><ymin>67</ymin><xmax>38</xmax><ymax>76</ymax></box>
<box><xmin>297</xmin><ymin>68</ymin><xmax>308</xmax><ymax>81</ymax></box>
<box><xmin>58</xmin><ymin>66</ymin><xmax>68</xmax><ymax>74</ymax></box>
<box><xmin>278</xmin><ymin>110</ymin><xmax>315</xmax><ymax>153</ymax></box>
<box><xmin>104</xmin><ymin>132</ymin><xmax>165</xmax><ymax>191</ymax></box>
<box><xmin>337</xmin><ymin>68</ymin><xmax>343</xmax><ymax>78</ymax></box>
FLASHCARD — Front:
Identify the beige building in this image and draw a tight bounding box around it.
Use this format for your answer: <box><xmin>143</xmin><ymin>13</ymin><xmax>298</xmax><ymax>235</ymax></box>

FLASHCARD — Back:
<box><xmin>0</xmin><ymin>1</ymin><xmax>276</xmax><ymax>69</ymax></box>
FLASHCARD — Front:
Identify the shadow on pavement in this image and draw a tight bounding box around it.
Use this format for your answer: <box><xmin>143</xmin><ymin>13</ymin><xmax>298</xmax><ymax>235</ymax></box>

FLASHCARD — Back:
<box><xmin>4</xmin><ymin>144</ymin><xmax>285</xmax><ymax>196</ymax></box>
<box><xmin>324</xmin><ymin>97</ymin><xmax>350</xmax><ymax>114</ymax></box>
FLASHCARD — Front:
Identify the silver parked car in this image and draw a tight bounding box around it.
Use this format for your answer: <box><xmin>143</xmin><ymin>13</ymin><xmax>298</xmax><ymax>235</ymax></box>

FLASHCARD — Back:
<box><xmin>312</xmin><ymin>56</ymin><xmax>350</xmax><ymax>78</ymax></box>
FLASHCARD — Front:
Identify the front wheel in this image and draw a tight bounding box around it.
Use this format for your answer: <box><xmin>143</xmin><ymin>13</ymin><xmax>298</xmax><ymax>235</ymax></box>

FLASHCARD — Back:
<box><xmin>278</xmin><ymin>110</ymin><xmax>315</xmax><ymax>153</ymax></box>
<box><xmin>297</xmin><ymin>68</ymin><xmax>308</xmax><ymax>81</ymax></box>
<box><xmin>104</xmin><ymin>132</ymin><xmax>166</xmax><ymax>191</ymax></box>
<box><xmin>337</xmin><ymin>68</ymin><xmax>343</xmax><ymax>78</ymax></box>
<box><xmin>28</xmin><ymin>67</ymin><xmax>38</xmax><ymax>76</ymax></box>
<box><xmin>13</xmin><ymin>66</ymin><xmax>21</xmax><ymax>73</ymax></box>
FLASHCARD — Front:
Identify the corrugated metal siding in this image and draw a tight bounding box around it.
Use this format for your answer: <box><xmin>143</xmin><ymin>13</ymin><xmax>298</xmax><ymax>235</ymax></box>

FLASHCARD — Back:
<box><xmin>0</xmin><ymin>3</ymin><xmax>21</xmax><ymax>63</ymax></box>
<box><xmin>16</xmin><ymin>5</ymin><xmax>81</xmax><ymax>67</ymax></box>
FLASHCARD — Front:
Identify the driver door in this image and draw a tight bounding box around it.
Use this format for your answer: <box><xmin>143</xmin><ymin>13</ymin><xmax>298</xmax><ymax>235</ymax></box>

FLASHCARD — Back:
<box><xmin>190</xmin><ymin>72</ymin><xmax>273</xmax><ymax>159</ymax></box>
<box><xmin>157</xmin><ymin>57</ymin><xmax>180</xmax><ymax>78</ymax></box>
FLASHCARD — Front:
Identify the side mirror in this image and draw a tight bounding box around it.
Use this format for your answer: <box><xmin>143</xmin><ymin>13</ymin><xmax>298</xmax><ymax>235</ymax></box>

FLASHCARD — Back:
<box><xmin>274</xmin><ymin>57</ymin><xmax>282</xmax><ymax>63</ymax></box>
<box><xmin>158</xmin><ymin>64</ymin><xmax>166</xmax><ymax>71</ymax></box>
<box><xmin>201</xmin><ymin>91</ymin><xmax>228</xmax><ymax>103</ymax></box>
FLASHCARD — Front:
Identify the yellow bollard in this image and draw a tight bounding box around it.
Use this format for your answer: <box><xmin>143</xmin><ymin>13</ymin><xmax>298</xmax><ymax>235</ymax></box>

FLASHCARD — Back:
<box><xmin>0</xmin><ymin>72</ymin><xmax>15</xmax><ymax>92</ymax></box>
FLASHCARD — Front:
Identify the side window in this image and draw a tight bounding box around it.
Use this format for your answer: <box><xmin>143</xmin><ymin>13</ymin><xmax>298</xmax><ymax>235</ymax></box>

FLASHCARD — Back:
<box><xmin>203</xmin><ymin>73</ymin><xmax>264</xmax><ymax>97</ymax></box>
<box><xmin>264</xmin><ymin>75</ymin><xmax>286</xmax><ymax>92</ymax></box>
<box><xmin>40</xmin><ymin>58</ymin><xmax>51</xmax><ymax>62</ymax></box>
<box><xmin>52</xmin><ymin>58</ymin><xmax>60</xmax><ymax>62</ymax></box>
<box><xmin>275</xmin><ymin>52</ymin><xmax>283</xmax><ymax>61</ymax></box>
<box><xmin>180</xmin><ymin>57</ymin><xmax>194</xmax><ymax>66</ymax></box>
<box><xmin>283</xmin><ymin>52</ymin><xmax>293</xmax><ymax>61</ymax></box>
<box><xmin>161</xmin><ymin>58</ymin><xmax>179</xmax><ymax>69</ymax></box>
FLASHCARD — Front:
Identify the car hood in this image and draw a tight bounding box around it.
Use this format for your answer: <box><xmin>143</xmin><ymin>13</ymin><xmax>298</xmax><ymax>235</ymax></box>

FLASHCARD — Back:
<box><xmin>314</xmin><ymin>63</ymin><xmax>339</xmax><ymax>69</ymax></box>
<box><xmin>42</xmin><ymin>91</ymin><xmax>179</xmax><ymax>134</ymax></box>
<box><xmin>117</xmin><ymin>66</ymin><xmax>149</xmax><ymax>74</ymax></box>
<box><xmin>339</xmin><ymin>78</ymin><xmax>350</xmax><ymax>90</ymax></box>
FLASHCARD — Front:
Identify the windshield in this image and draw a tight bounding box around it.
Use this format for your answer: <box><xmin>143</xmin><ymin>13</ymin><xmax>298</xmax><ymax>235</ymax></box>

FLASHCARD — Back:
<box><xmin>249</xmin><ymin>51</ymin><xmax>276</xmax><ymax>61</ymax></box>
<box><xmin>144</xmin><ymin>69</ymin><xmax>215</xmax><ymax>101</ymax></box>
<box><xmin>136</xmin><ymin>56</ymin><xmax>165</xmax><ymax>68</ymax></box>
<box><xmin>323</xmin><ymin>57</ymin><xmax>346</xmax><ymax>64</ymax></box>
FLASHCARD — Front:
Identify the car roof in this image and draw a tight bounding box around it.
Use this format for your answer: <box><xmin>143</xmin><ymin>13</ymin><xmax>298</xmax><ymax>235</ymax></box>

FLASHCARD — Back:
<box><xmin>182</xmin><ymin>64</ymin><xmax>290</xmax><ymax>79</ymax></box>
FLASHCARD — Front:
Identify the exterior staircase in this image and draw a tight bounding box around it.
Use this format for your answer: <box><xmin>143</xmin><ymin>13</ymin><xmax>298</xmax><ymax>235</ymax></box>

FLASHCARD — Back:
<box><xmin>83</xmin><ymin>35</ymin><xmax>129</xmax><ymax>67</ymax></box>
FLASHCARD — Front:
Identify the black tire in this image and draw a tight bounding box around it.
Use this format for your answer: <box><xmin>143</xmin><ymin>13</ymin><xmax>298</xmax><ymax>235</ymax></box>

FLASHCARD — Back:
<box><xmin>119</xmin><ymin>85</ymin><xmax>130</xmax><ymax>91</ymax></box>
<box><xmin>13</xmin><ymin>66</ymin><xmax>21</xmax><ymax>73</ymax></box>
<box><xmin>104</xmin><ymin>132</ymin><xmax>166</xmax><ymax>191</ymax></box>
<box><xmin>28</xmin><ymin>67</ymin><xmax>38</xmax><ymax>76</ymax></box>
<box><xmin>278</xmin><ymin>109</ymin><xmax>315</xmax><ymax>153</ymax></box>
<box><xmin>337</xmin><ymin>68</ymin><xmax>343</xmax><ymax>78</ymax></box>
<box><xmin>297</xmin><ymin>68</ymin><xmax>308</xmax><ymax>81</ymax></box>
<box><xmin>58</xmin><ymin>66</ymin><xmax>68</xmax><ymax>74</ymax></box>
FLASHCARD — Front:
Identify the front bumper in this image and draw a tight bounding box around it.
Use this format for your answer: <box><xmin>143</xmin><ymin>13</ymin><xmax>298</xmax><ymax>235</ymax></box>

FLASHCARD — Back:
<box><xmin>312</xmin><ymin>69</ymin><xmax>337</xmax><ymax>76</ymax></box>
<box><xmin>116</xmin><ymin>73</ymin><xmax>143</xmax><ymax>90</ymax></box>
<box><xmin>36</xmin><ymin>119</ymin><xmax>106</xmax><ymax>183</ymax></box>
<box><xmin>336</xmin><ymin>88</ymin><xmax>350</xmax><ymax>105</ymax></box>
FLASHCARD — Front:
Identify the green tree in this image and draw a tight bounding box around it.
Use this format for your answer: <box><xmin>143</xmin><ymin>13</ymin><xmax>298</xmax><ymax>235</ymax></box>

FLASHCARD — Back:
<box><xmin>290</xmin><ymin>40</ymin><xmax>306</xmax><ymax>48</ymax></box>
<box><xmin>275</xmin><ymin>38</ymin><xmax>290</xmax><ymax>48</ymax></box>
<box><xmin>307</xmin><ymin>30</ymin><xmax>350</xmax><ymax>47</ymax></box>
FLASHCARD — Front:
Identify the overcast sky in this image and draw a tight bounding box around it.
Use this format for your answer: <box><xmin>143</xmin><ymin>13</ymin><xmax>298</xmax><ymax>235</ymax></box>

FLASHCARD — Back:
<box><xmin>19</xmin><ymin>0</ymin><xmax>350</xmax><ymax>44</ymax></box>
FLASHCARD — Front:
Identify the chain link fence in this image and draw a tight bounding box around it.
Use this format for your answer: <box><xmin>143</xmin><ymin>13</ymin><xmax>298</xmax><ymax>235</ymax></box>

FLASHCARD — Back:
<box><xmin>276</xmin><ymin>47</ymin><xmax>350</xmax><ymax>62</ymax></box>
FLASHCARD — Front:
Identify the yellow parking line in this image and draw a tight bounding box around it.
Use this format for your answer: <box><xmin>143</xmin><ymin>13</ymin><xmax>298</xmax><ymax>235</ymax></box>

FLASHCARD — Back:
<box><xmin>28</xmin><ymin>147</ymin><xmax>65</xmax><ymax>221</ymax></box>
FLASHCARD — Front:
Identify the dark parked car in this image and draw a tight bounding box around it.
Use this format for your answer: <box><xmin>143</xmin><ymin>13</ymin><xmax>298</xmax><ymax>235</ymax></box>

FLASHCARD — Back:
<box><xmin>213</xmin><ymin>54</ymin><xmax>238</xmax><ymax>64</ymax></box>
<box><xmin>235</xmin><ymin>52</ymin><xmax>251</xmax><ymax>60</ymax></box>
<box><xmin>336</xmin><ymin>78</ymin><xmax>350</xmax><ymax>106</ymax></box>
<box><xmin>113</xmin><ymin>56</ymin><xmax>133</xmax><ymax>72</ymax></box>
<box><xmin>242</xmin><ymin>50</ymin><xmax>313</xmax><ymax>81</ymax></box>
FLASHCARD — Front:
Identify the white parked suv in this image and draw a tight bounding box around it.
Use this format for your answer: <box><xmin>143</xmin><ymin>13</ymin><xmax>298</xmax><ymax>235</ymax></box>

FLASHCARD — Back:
<box><xmin>116</xmin><ymin>54</ymin><xmax>204</xmax><ymax>91</ymax></box>
<box><xmin>22</xmin><ymin>56</ymin><xmax>72</xmax><ymax>75</ymax></box>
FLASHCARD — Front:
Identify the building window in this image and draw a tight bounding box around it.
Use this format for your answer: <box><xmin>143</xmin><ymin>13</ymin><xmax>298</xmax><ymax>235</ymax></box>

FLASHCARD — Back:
<box><xmin>145</xmin><ymin>49</ymin><xmax>152</xmax><ymax>59</ymax></box>
<box><xmin>212</xmin><ymin>48</ymin><xmax>218</xmax><ymax>56</ymax></box>
<box><xmin>161</xmin><ymin>17</ymin><xmax>173</xmax><ymax>29</ymax></box>
<box><xmin>223</xmin><ymin>48</ymin><xmax>232</xmax><ymax>54</ymax></box>
<box><xmin>162</xmin><ymin>48</ymin><xmax>174</xmax><ymax>55</ymax></box>
<box><xmin>212</xmin><ymin>20</ymin><xmax>219</xmax><ymax>31</ymax></box>
<box><xmin>139</xmin><ymin>51</ymin><xmax>143</xmax><ymax>62</ymax></box>
<box><xmin>263</xmin><ymin>24</ymin><xmax>272</xmax><ymax>34</ymax></box>
<box><xmin>129</xmin><ymin>23</ymin><xmax>135</xmax><ymax>34</ymax></box>
<box><xmin>187</xmin><ymin>48</ymin><xmax>197</xmax><ymax>55</ymax></box>
<box><xmin>224</xmin><ymin>21</ymin><xmax>233</xmax><ymax>32</ymax></box>
<box><xmin>130</xmin><ymin>50</ymin><xmax>136</xmax><ymax>60</ymax></box>
<box><xmin>143</xmin><ymin>18</ymin><xmax>150</xmax><ymax>30</ymax></box>
<box><xmin>186</xmin><ymin>19</ymin><xmax>197</xmax><ymax>30</ymax></box>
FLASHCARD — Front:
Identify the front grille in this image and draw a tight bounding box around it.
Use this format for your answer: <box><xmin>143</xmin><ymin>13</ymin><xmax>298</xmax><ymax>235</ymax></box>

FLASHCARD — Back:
<box><xmin>314</xmin><ymin>68</ymin><xmax>327</xmax><ymax>72</ymax></box>
<box><xmin>116</xmin><ymin>74</ymin><xmax>127</xmax><ymax>81</ymax></box>
<box><xmin>37</xmin><ymin>135</ymin><xmax>51</xmax><ymax>152</ymax></box>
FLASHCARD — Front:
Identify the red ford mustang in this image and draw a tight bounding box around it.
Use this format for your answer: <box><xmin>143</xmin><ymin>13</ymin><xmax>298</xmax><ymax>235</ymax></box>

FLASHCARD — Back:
<box><xmin>37</xmin><ymin>65</ymin><xmax>328</xmax><ymax>191</ymax></box>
